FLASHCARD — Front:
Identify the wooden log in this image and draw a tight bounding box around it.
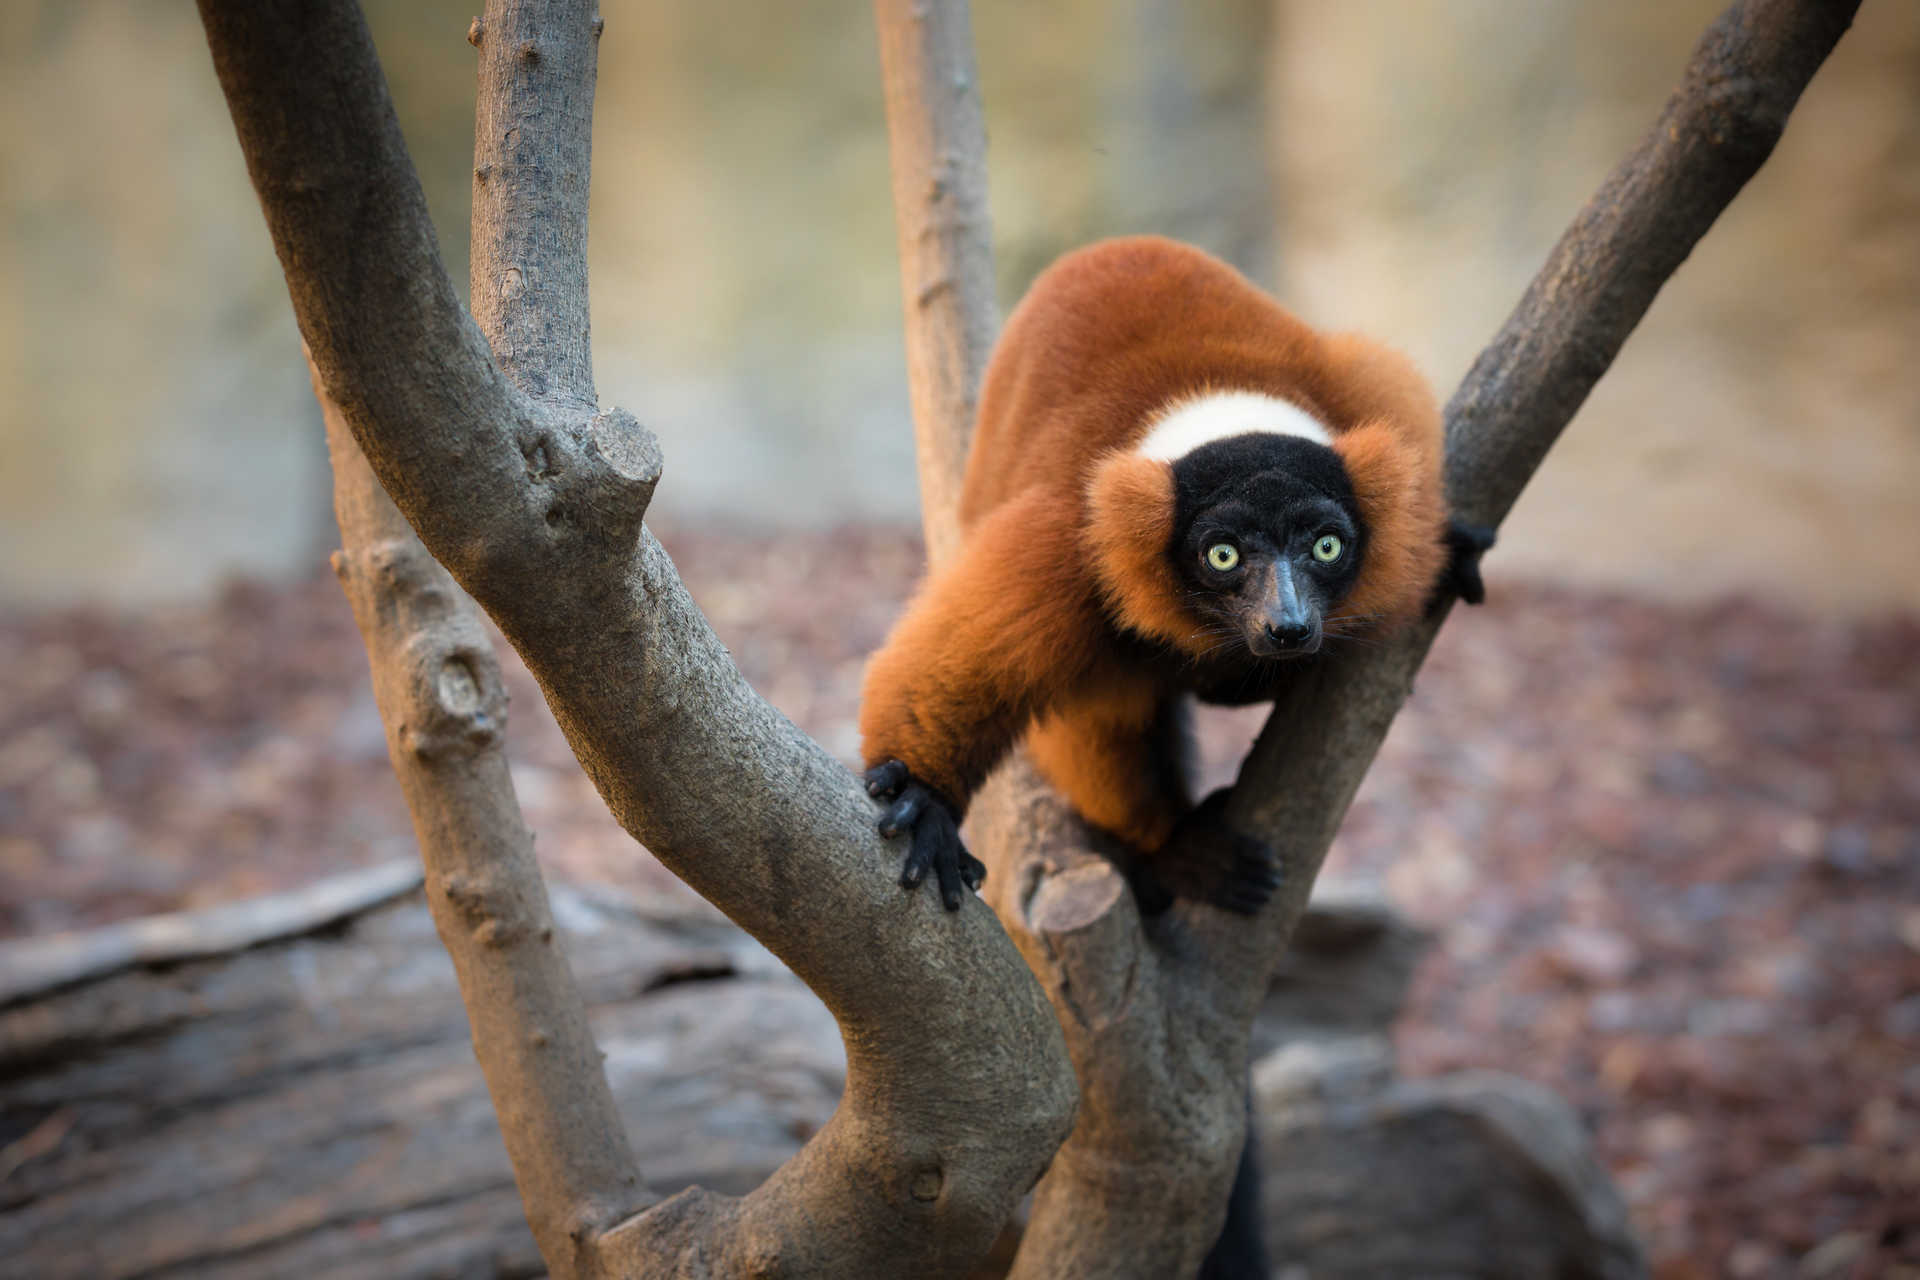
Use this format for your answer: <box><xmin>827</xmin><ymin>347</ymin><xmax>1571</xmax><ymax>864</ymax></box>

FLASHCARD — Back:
<box><xmin>0</xmin><ymin>874</ymin><xmax>843</xmax><ymax>1280</ymax></box>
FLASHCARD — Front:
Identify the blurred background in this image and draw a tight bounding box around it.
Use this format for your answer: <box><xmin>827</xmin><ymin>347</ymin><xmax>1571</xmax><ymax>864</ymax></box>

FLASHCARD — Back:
<box><xmin>1</xmin><ymin>1</ymin><xmax>1915</xmax><ymax>1276</ymax></box>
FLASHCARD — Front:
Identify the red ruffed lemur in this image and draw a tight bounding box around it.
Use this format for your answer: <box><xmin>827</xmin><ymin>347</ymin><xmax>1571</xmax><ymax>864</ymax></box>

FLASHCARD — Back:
<box><xmin>861</xmin><ymin>236</ymin><xmax>1490</xmax><ymax>913</ymax></box>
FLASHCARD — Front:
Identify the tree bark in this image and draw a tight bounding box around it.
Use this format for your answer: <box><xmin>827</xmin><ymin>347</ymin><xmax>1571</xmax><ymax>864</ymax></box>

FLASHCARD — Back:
<box><xmin>201</xmin><ymin>0</ymin><xmax>1075</xmax><ymax>1275</ymax></box>
<box><xmin>875</xmin><ymin>0</ymin><xmax>1859</xmax><ymax>1274</ymax></box>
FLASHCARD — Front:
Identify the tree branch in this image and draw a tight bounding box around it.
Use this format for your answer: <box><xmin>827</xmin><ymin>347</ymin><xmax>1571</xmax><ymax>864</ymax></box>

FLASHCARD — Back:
<box><xmin>315</xmin><ymin>357</ymin><xmax>648</xmax><ymax>1276</ymax></box>
<box><xmin>875</xmin><ymin>0</ymin><xmax>1000</xmax><ymax>566</ymax></box>
<box><xmin>469</xmin><ymin>0</ymin><xmax>599</xmax><ymax>407</ymax></box>
<box><xmin>1448</xmin><ymin>0</ymin><xmax>1862</xmax><ymax>529</ymax></box>
<box><xmin>203</xmin><ymin>0</ymin><xmax>1075</xmax><ymax>1274</ymax></box>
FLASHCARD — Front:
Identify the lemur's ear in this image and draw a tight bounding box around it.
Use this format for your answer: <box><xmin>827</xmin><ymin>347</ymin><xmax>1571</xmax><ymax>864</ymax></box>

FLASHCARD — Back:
<box><xmin>1330</xmin><ymin>419</ymin><xmax>1446</xmax><ymax>626</ymax></box>
<box><xmin>1083</xmin><ymin>451</ymin><xmax>1207</xmax><ymax>652</ymax></box>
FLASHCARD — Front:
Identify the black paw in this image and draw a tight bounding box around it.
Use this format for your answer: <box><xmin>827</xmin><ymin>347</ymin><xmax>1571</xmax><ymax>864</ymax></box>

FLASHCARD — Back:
<box><xmin>1157</xmin><ymin>789</ymin><xmax>1281</xmax><ymax>916</ymax></box>
<box><xmin>1442</xmin><ymin>518</ymin><xmax>1495</xmax><ymax>607</ymax></box>
<box><xmin>864</xmin><ymin>760</ymin><xmax>986</xmax><ymax>911</ymax></box>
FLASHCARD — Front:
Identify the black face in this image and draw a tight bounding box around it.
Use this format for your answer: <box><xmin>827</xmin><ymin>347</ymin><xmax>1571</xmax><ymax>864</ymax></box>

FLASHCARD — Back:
<box><xmin>1169</xmin><ymin>433</ymin><xmax>1366</xmax><ymax>659</ymax></box>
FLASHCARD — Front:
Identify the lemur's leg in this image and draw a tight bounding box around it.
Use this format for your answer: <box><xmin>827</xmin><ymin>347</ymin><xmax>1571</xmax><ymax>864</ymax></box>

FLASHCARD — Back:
<box><xmin>1154</xmin><ymin>787</ymin><xmax>1282</xmax><ymax>916</ymax></box>
<box><xmin>1028</xmin><ymin>694</ymin><xmax>1277</xmax><ymax>916</ymax></box>
<box><xmin>1025</xmin><ymin>683</ymin><xmax>1187</xmax><ymax>853</ymax></box>
<box><xmin>860</xmin><ymin>486</ymin><xmax>1105</xmax><ymax>909</ymax></box>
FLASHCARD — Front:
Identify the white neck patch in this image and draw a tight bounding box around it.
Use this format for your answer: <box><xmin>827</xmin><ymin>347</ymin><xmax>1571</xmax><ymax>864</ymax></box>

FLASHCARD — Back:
<box><xmin>1136</xmin><ymin>389</ymin><xmax>1332</xmax><ymax>462</ymax></box>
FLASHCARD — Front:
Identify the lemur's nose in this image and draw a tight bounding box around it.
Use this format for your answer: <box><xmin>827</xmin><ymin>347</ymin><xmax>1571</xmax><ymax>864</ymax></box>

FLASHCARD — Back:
<box><xmin>1264</xmin><ymin>620</ymin><xmax>1313</xmax><ymax>649</ymax></box>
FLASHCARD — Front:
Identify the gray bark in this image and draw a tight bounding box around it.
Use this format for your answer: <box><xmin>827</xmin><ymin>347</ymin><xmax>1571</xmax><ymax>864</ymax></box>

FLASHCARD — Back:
<box><xmin>317</xmin><ymin>354</ymin><xmax>646</xmax><ymax>1274</ymax></box>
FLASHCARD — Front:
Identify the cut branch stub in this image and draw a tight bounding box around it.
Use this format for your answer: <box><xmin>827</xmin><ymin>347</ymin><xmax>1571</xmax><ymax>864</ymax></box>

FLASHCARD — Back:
<box><xmin>490</xmin><ymin>405</ymin><xmax>662</xmax><ymax>578</ymax></box>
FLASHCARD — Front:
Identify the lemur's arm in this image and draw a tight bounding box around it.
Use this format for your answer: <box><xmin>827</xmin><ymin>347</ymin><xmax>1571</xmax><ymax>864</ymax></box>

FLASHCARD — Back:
<box><xmin>860</xmin><ymin>485</ymin><xmax>1106</xmax><ymax>907</ymax></box>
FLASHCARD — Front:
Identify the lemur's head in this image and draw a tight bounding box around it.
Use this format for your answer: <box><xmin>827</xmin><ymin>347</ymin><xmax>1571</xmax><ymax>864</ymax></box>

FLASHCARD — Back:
<box><xmin>1168</xmin><ymin>433</ymin><xmax>1363</xmax><ymax>658</ymax></box>
<box><xmin>1084</xmin><ymin>388</ymin><xmax>1434</xmax><ymax>662</ymax></box>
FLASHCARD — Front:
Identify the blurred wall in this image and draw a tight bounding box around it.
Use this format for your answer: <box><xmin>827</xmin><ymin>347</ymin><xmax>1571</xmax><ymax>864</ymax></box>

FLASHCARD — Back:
<box><xmin>1</xmin><ymin>1</ymin><xmax>1914</xmax><ymax>612</ymax></box>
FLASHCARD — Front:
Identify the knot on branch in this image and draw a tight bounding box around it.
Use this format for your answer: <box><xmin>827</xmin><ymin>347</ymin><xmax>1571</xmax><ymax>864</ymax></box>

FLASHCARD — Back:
<box><xmin>397</xmin><ymin>634</ymin><xmax>509</xmax><ymax>759</ymax></box>
<box><xmin>436</xmin><ymin>869</ymin><xmax>535</xmax><ymax>948</ymax></box>
<box><xmin>1689</xmin><ymin>73</ymin><xmax>1788</xmax><ymax>161</ymax></box>
<box><xmin>588</xmin><ymin>406</ymin><xmax>664</xmax><ymax>498</ymax></box>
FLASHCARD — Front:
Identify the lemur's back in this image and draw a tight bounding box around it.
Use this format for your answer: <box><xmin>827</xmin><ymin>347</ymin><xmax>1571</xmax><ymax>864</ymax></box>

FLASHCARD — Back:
<box><xmin>959</xmin><ymin>236</ymin><xmax>1340</xmax><ymax>529</ymax></box>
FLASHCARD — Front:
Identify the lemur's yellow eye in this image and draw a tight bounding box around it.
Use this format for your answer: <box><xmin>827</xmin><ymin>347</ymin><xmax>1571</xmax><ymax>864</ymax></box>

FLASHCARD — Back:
<box><xmin>1205</xmin><ymin>543</ymin><xmax>1240</xmax><ymax>572</ymax></box>
<box><xmin>1313</xmin><ymin>534</ymin><xmax>1344</xmax><ymax>564</ymax></box>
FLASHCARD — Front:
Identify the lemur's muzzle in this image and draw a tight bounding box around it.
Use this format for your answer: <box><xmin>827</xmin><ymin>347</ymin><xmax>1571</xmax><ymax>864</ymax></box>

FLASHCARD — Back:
<box><xmin>1247</xmin><ymin>561</ymin><xmax>1321</xmax><ymax>657</ymax></box>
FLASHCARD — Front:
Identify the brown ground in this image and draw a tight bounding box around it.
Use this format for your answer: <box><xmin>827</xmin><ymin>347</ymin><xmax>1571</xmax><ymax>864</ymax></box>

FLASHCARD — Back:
<box><xmin>1</xmin><ymin>524</ymin><xmax>1915</xmax><ymax>1278</ymax></box>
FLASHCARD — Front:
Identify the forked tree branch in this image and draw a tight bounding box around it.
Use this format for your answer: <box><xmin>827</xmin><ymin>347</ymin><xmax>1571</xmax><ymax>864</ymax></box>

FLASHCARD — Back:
<box><xmin>208</xmin><ymin>0</ymin><xmax>1075</xmax><ymax>1275</ymax></box>
<box><xmin>877</xmin><ymin>0</ymin><xmax>1859</xmax><ymax>1274</ymax></box>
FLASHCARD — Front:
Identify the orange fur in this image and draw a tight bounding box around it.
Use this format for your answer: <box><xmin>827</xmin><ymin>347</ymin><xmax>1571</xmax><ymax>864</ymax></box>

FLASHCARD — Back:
<box><xmin>1024</xmin><ymin>674</ymin><xmax>1182</xmax><ymax>850</ymax></box>
<box><xmin>861</xmin><ymin>237</ymin><xmax>1448</xmax><ymax>843</ymax></box>
<box><xmin>1084</xmin><ymin>452</ymin><xmax>1194</xmax><ymax>648</ymax></box>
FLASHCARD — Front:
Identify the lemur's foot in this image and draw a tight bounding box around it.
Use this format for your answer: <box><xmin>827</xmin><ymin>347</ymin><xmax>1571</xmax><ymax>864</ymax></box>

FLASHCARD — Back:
<box><xmin>1442</xmin><ymin>518</ymin><xmax>1495</xmax><ymax>607</ymax></box>
<box><xmin>1149</xmin><ymin>789</ymin><xmax>1281</xmax><ymax>916</ymax></box>
<box><xmin>864</xmin><ymin>760</ymin><xmax>986</xmax><ymax>911</ymax></box>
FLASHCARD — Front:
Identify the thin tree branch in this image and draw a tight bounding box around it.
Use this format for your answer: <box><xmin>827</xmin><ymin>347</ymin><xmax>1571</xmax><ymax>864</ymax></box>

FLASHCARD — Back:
<box><xmin>0</xmin><ymin>861</ymin><xmax>422</xmax><ymax>1006</ymax></box>
<box><xmin>1444</xmin><ymin>0</ymin><xmax>1863</xmax><ymax>531</ymax></box>
<box><xmin>875</xmin><ymin>0</ymin><xmax>1000</xmax><ymax>566</ymax></box>
<box><xmin>203</xmin><ymin>0</ymin><xmax>1075</xmax><ymax>1275</ymax></box>
<box><xmin>470</xmin><ymin>0</ymin><xmax>599</xmax><ymax>407</ymax></box>
<box><xmin>315</xmin><ymin>357</ymin><xmax>649</xmax><ymax>1278</ymax></box>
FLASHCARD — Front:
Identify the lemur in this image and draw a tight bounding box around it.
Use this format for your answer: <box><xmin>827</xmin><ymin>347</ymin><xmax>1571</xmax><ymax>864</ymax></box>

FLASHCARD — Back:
<box><xmin>860</xmin><ymin>236</ymin><xmax>1489</xmax><ymax>913</ymax></box>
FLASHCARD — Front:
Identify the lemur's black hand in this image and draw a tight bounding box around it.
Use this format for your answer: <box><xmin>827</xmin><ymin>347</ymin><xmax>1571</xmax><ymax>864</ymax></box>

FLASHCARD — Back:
<box><xmin>864</xmin><ymin>760</ymin><xmax>986</xmax><ymax>911</ymax></box>
<box><xmin>1442</xmin><ymin>518</ymin><xmax>1495</xmax><ymax>607</ymax></box>
<box><xmin>1148</xmin><ymin>788</ymin><xmax>1281</xmax><ymax>916</ymax></box>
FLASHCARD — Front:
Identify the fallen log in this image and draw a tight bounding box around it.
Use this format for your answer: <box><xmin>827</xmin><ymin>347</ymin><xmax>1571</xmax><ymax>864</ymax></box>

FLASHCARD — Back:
<box><xmin>0</xmin><ymin>868</ymin><xmax>844</xmax><ymax>1280</ymax></box>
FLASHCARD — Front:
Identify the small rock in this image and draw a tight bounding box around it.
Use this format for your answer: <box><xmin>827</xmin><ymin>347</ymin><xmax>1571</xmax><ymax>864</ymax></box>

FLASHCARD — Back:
<box><xmin>1688</xmin><ymin>999</ymin><xmax>1772</xmax><ymax>1037</ymax></box>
